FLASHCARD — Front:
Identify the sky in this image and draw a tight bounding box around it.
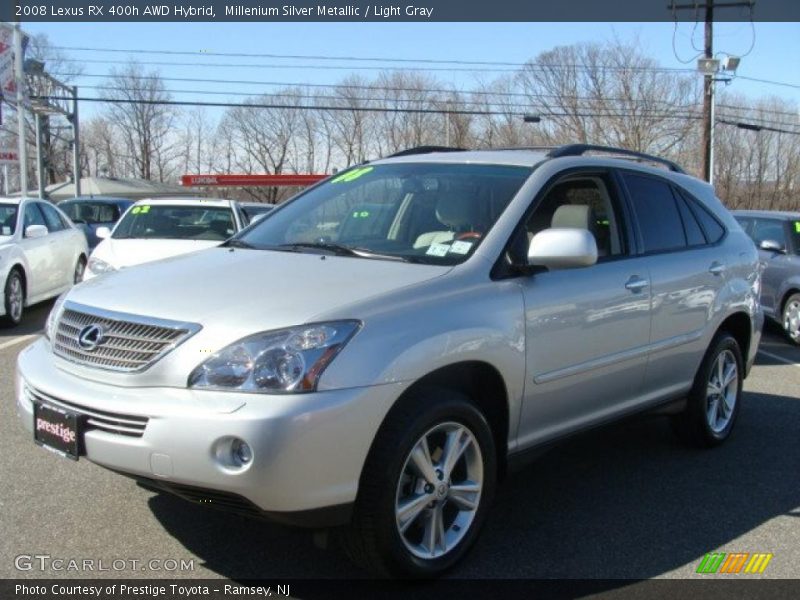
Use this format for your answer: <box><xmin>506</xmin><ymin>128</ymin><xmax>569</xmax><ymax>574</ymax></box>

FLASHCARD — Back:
<box><xmin>18</xmin><ymin>21</ymin><xmax>800</xmax><ymax>121</ymax></box>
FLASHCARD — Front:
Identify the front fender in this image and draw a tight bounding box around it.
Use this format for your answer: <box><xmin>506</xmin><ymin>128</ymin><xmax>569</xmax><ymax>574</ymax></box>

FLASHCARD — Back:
<box><xmin>319</xmin><ymin>277</ymin><xmax>526</xmax><ymax>445</ymax></box>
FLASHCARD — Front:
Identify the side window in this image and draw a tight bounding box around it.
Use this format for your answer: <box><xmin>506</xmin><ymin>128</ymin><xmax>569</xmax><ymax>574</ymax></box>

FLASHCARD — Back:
<box><xmin>39</xmin><ymin>203</ymin><xmax>66</xmax><ymax>232</ymax></box>
<box><xmin>23</xmin><ymin>203</ymin><xmax>47</xmax><ymax>234</ymax></box>
<box><xmin>512</xmin><ymin>173</ymin><xmax>626</xmax><ymax>264</ymax></box>
<box><xmin>622</xmin><ymin>172</ymin><xmax>686</xmax><ymax>253</ymax></box>
<box><xmin>734</xmin><ymin>216</ymin><xmax>754</xmax><ymax>237</ymax></box>
<box><xmin>752</xmin><ymin>218</ymin><xmax>788</xmax><ymax>249</ymax></box>
<box><xmin>677</xmin><ymin>190</ymin><xmax>725</xmax><ymax>244</ymax></box>
<box><xmin>673</xmin><ymin>190</ymin><xmax>706</xmax><ymax>246</ymax></box>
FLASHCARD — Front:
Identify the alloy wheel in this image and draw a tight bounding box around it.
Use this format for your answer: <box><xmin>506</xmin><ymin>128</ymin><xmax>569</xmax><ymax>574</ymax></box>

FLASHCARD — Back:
<box><xmin>394</xmin><ymin>421</ymin><xmax>483</xmax><ymax>560</ymax></box>
<box><xmin>705</xmin><ymin>349</ymin><xmax>738</xmax><ymax>434</ymax></box>
<box><xmin>7</xmin><ymin>275</ymin><xmax>23</xmax><ymax>322</ymax></box>
<box><xmin>784</xmin><ymin>298</ymin><xmax>800</xmax><ymax>343</ymax></box>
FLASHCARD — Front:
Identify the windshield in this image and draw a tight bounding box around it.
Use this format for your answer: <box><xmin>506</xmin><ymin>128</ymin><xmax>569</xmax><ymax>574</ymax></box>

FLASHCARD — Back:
<box><xmin>237</xmin><ymin>163</ymin><xmax>531</xmax><ymax>264</ymax></box>
<box><xmin>112</xmin><ymin>204</ymin><xmax>236</xmax><ymax>241</ymax></box>
<box><xmin>0</xmin><ymin>204</ymin><xmax>18</xmax><ymax>236</ymax></box>
<box><xmin>60</xmin><ymin>201</ymin><xmax>123</xmax><ymax>224</ymax></box>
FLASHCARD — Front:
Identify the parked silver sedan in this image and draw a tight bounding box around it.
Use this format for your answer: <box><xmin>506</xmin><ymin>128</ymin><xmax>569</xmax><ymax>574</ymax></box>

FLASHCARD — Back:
<box><xmin>734</xmin><ymin>210</ymin><xmax>800</xmax><ymax>345</ymax></box>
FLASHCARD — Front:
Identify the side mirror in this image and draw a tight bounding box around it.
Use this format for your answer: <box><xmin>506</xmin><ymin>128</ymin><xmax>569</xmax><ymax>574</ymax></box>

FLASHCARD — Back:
<box><xmin>759</xmin><ymin>239</ymin><xmax>785</xmax><ymax>254</ymax></box>
<box><xmin>25</xmin><ymin>224</ymin><xmax>48</xmax><ymax>239</ymax></box>
<box><xmin>96</xmin><ymin>226</ymin><xmax>111</xmax><ymax>240</ymax></box>
<box><xmin>528</xmin><ymin>228</ymin><xmax>598</xmax><ymax>270</ymax></box>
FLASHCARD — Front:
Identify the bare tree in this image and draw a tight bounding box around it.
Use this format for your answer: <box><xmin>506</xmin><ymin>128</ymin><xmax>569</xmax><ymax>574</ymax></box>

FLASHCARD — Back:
<box><xmin>102</xmin><ymin>63</ymin><xmax>178</xmax><ymax>181</ymax></box>
<box><xmin>517</xmin><ymin>41</ymin><xmax>699</xmax><ymax>162</ymax></box>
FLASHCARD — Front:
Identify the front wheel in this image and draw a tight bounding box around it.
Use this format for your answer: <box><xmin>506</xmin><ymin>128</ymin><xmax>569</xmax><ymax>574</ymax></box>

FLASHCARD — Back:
<box><xmin>1</xmin><ymin>270</ymin><xmax>24</xmax><ymax>327</ymax></box>
<box><xmin>341</xmin><ymin>387</ymin><xmax>496</xmax><ymax>578</ymax></box>
<box><xmin>672</xmin><ymin>332</ymin><xmax>743</xmax><ymax>447</ymax></box>
<box><xmin>782</xmin><ymin>293</ymin><xmax>800</xmax><ymax>346</ymax></box>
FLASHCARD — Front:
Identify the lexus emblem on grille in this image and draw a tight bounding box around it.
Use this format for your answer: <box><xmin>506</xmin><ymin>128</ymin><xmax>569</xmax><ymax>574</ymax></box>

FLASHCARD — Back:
<box><xmin>77</xmin><ymin>324</ymin><xmax>105</xmax><ymax>352</ymax></box>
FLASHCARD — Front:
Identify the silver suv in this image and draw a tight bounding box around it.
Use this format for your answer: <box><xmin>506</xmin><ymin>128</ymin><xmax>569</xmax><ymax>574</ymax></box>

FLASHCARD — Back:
<box><xmin>17</xmin><ymin>145</ymin><xmax>763</xmax><ymax>577</ymax></box>
<box><xmin>733</xmin><ymin>210</ymin><xmax>800</xmax><ymax>345</ymax></box>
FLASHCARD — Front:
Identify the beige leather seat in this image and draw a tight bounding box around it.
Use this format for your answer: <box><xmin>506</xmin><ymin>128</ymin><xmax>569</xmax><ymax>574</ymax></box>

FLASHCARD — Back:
<box><xmin>414</xmin><ymin>193</ymin><xmax>483</xmax><ymax>249</ymax></box>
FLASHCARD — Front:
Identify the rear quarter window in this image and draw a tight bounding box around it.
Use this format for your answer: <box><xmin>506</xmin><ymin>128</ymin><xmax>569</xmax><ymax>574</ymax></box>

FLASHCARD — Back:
<box><xmin>677</xmin><ymin>189</ymin><xmax>725</xmax><ymax>244</ymax></box>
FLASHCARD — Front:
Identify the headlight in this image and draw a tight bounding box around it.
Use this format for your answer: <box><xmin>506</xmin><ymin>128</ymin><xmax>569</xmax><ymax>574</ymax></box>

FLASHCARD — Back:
<box><xmin>87</xmin><ymin>257</ymin><xmax>116</xmax><ymax>275</ymax></box>
<box><xmin>44</xmin><ymin>292</ymin><xmax>69</xmax><ymax>342</ymax></box>
<box><xmin>188</xmin><ymin>320</ymin><xmax>361</xmax><ymax>393</ymax></box>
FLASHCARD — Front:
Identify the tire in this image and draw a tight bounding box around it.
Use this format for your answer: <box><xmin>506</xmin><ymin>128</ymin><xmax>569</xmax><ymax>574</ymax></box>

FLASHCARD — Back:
<box><xmin>74</xmin><ymin>255</ymin><xmax>87</xmax><ymax>284</ymax></box>
<box><xmin>782</xmin><ymin>293</ymin><xmax>800</xmax><ymax>346</ymax></box>
<box><xmin>672</xmin><ymin>332</ymin><xmax>743</xmax><ymax>448</ymax></box>
<box><xmin>1</xmin><ymin>270</ymin><xmax>24</xmax><ymax>328</ymax></box>
<box><xmin>340</xmin><ymin>386</ymin><xmax>497</xmax><ymax>578</ymax></box>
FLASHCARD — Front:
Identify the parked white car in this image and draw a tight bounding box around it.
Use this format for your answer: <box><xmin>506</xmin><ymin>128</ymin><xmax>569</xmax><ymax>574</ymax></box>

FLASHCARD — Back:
<box><xmin>85</xmin><ymin>198</ymin><xmax>244</xmax><ymax>280</ymax></box>
<box><xmin>0</xmin><ymin>197</ymin><xmax>88</xmax><ymax>326</ymax></box>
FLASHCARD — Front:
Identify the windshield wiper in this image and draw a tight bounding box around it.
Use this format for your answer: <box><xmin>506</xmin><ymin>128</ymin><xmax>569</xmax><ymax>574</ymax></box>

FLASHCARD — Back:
<box><xmin>278</xmin><ymin>242</ymin><xmax>412</xmax><ymax>262</ymax></box>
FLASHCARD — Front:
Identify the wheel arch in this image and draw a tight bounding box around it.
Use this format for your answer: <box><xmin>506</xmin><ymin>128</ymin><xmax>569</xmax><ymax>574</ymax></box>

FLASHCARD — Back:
<box><xmin>713</xmin><ymin>312</ymin><xmax>752</xmax><ymax>367</ymax></box>
<box><xmin>370</xmin><ymin>361</ymin><xmax>511</xmax><ymax>480</ymax></box>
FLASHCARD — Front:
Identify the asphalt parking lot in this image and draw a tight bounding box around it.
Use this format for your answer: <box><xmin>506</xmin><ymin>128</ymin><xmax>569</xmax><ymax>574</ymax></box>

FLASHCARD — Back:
<box><xmin>1</xmin><ymin>300</ymin><xmax>798</xmax><ymax>581</ymax></box>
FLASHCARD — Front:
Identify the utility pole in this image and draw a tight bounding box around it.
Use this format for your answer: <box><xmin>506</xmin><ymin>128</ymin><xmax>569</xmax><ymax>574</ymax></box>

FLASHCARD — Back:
<box><xmin>13</xmin><ymin>22</ymin><xmax>27</xmax><ymax>196</ymax></box>
<box><xmin>702</xmin><ymin>3</ymin><xmax>714</xmax><ymax>183</ymax></box>
<box><xmin>669</xmin><ymin>1</ymin><xmax>755</xmax><ymax>183</ymax></box>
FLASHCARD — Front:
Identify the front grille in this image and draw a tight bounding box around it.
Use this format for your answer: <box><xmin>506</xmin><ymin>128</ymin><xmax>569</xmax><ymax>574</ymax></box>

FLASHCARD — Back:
<box><xmin>53</xmin><ymin>303</ymin><xmax>199</xmax><ymax>372</ymax></box>
<box><xmin>25</xmin><ymin>385</ymin><xmax>149</xmax><ymax>437</ymax></box>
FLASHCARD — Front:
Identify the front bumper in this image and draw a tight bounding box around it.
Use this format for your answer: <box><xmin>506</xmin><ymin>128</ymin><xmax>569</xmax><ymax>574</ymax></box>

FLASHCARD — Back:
<box><xmin>17</xmin><ymin>338</ymin><xmax>404</xmax><ymax>526</ymax></box>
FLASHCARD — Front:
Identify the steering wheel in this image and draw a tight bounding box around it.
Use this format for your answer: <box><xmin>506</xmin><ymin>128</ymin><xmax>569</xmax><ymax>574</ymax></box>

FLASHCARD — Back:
<box><xmin>456</xmin><ymin>231</ymin><xmax>482</xmax><ymax>241</ymax></box>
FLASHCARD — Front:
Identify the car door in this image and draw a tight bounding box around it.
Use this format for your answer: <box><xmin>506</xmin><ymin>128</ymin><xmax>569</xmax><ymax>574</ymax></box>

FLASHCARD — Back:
<box><xmin>750</xmin><ymin>217</ymin><xmax>792</xmax><ymax>317</ymax></box>
<box><xmin>18</xmin><ymin>202</ymin><xmax>56</xmax><ymax>299</ymax></box>
<box><xmin>38</xmin><ymin>201</ymin><xmax>75</xmax><ymax>287</ymax></box>
<box><xmin>516</xmin><ymin>171</ymin><xmax>652</xmax><ymax>448</ymax></box>
<box><xmin>620</xmin><ymin>172</ymin><xmax>725</xmax><ymax>399</ymax></box>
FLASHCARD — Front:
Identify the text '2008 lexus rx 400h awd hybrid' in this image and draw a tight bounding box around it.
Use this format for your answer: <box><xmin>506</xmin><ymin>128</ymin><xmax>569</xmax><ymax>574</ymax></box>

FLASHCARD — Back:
<box><xmin>17</xmin><ymin>145</ymin><xmax>763</xmax><ymax>577</ymax></box>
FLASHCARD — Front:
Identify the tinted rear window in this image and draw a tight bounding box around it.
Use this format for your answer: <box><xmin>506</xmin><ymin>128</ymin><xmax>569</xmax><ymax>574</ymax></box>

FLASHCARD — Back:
<box><xmin>622</xmin><ymin>173</ymin><xmax>686</xmax><ymax>253</ymax></box>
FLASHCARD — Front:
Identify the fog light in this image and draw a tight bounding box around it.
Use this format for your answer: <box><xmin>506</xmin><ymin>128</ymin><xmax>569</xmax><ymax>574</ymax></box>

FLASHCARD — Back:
<box><xmin>232</xmin><ymin>439</ymin><xmax>252</xmax><ymax>465</ymax></box>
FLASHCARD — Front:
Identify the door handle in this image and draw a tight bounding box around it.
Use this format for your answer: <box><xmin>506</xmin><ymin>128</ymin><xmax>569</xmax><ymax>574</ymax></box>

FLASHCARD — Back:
<box><xmin>708</xmin><ymin>262</ymin><xmax>727</xmax><ymax>276</ymax></box>
<box><xmin>625</xmin><ymin>276</ymin><xmax>649</xmax><ymax>292</ymax></box>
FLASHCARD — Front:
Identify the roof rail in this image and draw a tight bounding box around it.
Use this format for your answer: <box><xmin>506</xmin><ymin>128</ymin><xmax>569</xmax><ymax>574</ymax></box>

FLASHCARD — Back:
<box><xmin>388</xmin><ymin>146</ymin><xmax>466</xmax><ymax>158</ymax></box>
<box><xmin>547</xmin><ymin>144</ymin><xmax>686</xmax><ymax>174</ymax></box>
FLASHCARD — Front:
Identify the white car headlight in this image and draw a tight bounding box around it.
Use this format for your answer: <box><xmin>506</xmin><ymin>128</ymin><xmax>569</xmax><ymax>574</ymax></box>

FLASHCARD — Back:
<box><xmin>87</xmin><ymin>257</ymin><xmax>117</xmax><ymax>275</ymax></box>
<box><xmin>44</xmin><ymin>292</ymin><xmax>69</xmax><ymax>343</ymax></box>
<box><xmin>188</xmin><ymin>320</ymin><xmax>361</xmax><ymax>393</ymax></box>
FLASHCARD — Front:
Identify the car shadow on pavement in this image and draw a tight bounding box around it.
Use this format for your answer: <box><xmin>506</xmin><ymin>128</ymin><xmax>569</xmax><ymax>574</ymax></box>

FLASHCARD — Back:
<box><xmin>146</xmin><ymin>389</ymin><xmax>800</xmax><ymax>583</ymax></box>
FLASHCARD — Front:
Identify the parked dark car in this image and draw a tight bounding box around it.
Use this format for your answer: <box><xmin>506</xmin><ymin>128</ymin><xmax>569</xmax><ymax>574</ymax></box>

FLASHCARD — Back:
<box><xmin>58</xmin><ymin>196</ymin><xmax>134</xmax><ymax>250</ymax></box>
<box><xmin>238</xmin><ymin>202</ymin><xmax>274</xmax><ymax>225</ymax></box>
<box><xmin>734</xmin><ymin>210</ymin><xmax>800</xmax><ymax>345</ymax></box>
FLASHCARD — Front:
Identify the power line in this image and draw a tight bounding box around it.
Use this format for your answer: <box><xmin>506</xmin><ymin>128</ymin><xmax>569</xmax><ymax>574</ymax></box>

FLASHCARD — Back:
<box><xmin>44</xmin><ymin>56</ymin><xmax>699</xmax><ymax>75</ymax></box>
<box><xmin>50</xmin><ymin>71</ymin><xmax>701</xmax><ymax>110</ymax></box>
<box><xmin>737</xmin><ymin>75</ymin><xmax>800</xmax><ymax>90</ymax></box>
<box><xmin>33</xmin><ymin>94</ymin><xmax>711</xmax><ymax>122</ymax></box>
<box><xmin>47</xmin><ymin>45</ymin><xmax>699</xmax><ymax>73</ymax></box>
<box><xmin>81</xmin><ymin>84</ymin><xmax>713</xmax><ymax>116</ymax></box>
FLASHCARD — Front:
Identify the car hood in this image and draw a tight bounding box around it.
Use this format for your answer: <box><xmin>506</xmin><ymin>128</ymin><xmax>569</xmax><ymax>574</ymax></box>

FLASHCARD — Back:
<box><xmin>71</xmin><ymin>247</ymin><xmax>451</xmax><ymax>336</ymax></box>
<box><xmin>93</xmin><ymin>238</ymin><xmax>223</xmax><ymax>269</ymax></box>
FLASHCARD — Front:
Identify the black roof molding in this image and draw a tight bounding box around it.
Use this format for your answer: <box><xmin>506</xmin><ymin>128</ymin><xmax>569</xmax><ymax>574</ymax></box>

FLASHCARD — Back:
<box><xmin>547</xmin><ymin>144</ymin><xmax>686</xmax><ymax>174</ymax></box>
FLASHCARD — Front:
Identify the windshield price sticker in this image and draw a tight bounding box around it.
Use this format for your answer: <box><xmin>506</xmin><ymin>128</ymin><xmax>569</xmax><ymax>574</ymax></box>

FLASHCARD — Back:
<box><xmin>795</xmin><ymin>222</ymin><xmax>800</xmax><ymax>233</ymax></box>
<box><xmin>426</xmin><ymin>243</ymin><xmax>450</xmax><ymax>257</ymax></box>
<box><xmin>2</xmin><ymin>226</ymin><xmax>9</xmax><ymax>235</ymax></box>
<box><xmin>449</xmin><ymin>240</ymin><xmax>473</xmax><ymax>255</ymax></box>
<box><xmin>131</xmin><ymin>206</ymin><xmax>151</xmax><ymax>215</ymax></box>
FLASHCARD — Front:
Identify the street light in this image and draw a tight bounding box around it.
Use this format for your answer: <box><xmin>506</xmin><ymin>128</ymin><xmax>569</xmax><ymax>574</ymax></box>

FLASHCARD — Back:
<box><xmin>523</xmin><ymin>114</ymin><xmax>541</xmax><ymax>123</ymax></box>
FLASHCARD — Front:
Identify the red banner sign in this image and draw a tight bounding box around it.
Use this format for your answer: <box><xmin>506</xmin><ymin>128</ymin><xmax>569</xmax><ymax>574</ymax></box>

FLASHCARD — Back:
<box><xmin>181</xmin><ymin>174</ymin><xmax>327</xmax><ymax>187</ymax></box>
